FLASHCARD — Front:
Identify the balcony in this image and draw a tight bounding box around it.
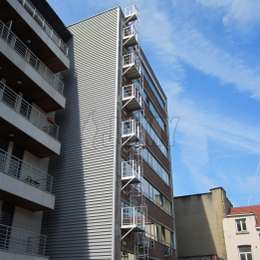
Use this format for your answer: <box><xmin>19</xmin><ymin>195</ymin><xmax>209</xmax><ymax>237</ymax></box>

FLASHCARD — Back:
<box><xmin>0</xmin><ymin>82</ymin><xmax>59</xmax><ymax>139</ymax></box>
<box><xmin>17</xmin><ymin>0</ymin><xmax>68</xmax><ymax>56</ymax></box>
<box><xmin>122</xmin><ymin>119</ymin><xmax>141</xmax><ymax>144</ymax></box>
<box><xmin>0</xmin><ymin>82</ymin><xmax>61</xmax><ymax>157</ymax></box>
<box><xmin>121</xmin><ymin>207</ymin><xmax>145</xmax><ymax>230</ymax></box>
<box><xmin>0</xmin><ymin>148</ymin><xmax>55</xmax><ymax>210</ymax></box>
<box><xmin>1</xmin><ymin>0</ymin><xmax>70</xmax><ymax>71</ymax></box>
<box><xmin>121</xmin><ymin>160</ymin><xmax>141</xmax><ymax>183</ymax></box>
<box><xmin>123</xmin><ymin>52</ymin><xmax>141</xmax><ymax>79</ymax></box>
<box><xmin>0</xmin><ymin>20</ymin><xmax>65</xmax><ymax>110</ymax></box>
<box><xmin>123</xmin><ymin>24</ymin><xmax>138</xmax><ymax>47</ymax></box>
<box><xmin>122</xmin><ymin>83</ymin><xmax>143</xmax><ymax>111</ymax></box>
<box><xmin>0</xmin><ymin>224</ymin><xmax>47</xmax><ymax>258</ymax></box>
<box><xmin>124</xmin><ymin>6</ymin><xmax>138</xmax><ymax>22</ymax></box>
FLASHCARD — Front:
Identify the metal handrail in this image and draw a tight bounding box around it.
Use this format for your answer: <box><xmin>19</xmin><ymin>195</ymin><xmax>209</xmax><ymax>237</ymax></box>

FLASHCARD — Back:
<box><xmin>0</xmin><ymin>20</ymin><xmax>64</xmax><ymax>95</ymax></box>
<box><xmin>122</xmin><ymin>119</ymin><xmax>137</xmax><ymax>137</ymax></box>
<box><xmin>123</xmin><ymin>52</ymin><xmax>138</xmax><ymax>66</ymax></box>
<box><xmin>0</xmin><ymin>224</ymin><xmax>47</xmax><ymax>256</ymax></box>
<box><xmin>0</xmin><ymin>81</ymin><xmax>59</xmax><ymax>140</ymax></box>
<box><xmin>121</xmin><ymin>207</ymin><xmax>145</xmax><ymax>229</ymax></box>
<box><xmin>124</xmin><ymin>5</ymin><xmax>138</xmax><ymax>18</ymax></box>
<box><xmin>122</xmin><ymin>83</ymin><xmax>142</xmax><ymax>106</ymax></box>
<box><xmin>17</xmin><ymin>0</ymin><xmax>69</xmax><ymax>56</ymax></box>
<box><xmin>121</xmin><ymin>160</ymin><xmax>140</xmax><ymax>180</ymax></box>
<box><xmin>0</xmin><ymin>148</ymin><xmax>53</xmax><ymax>193</ymax></box>
<box><xmin>124</xmin><ymin>24</ymin><xmax>137</xmax><ymax>39</ymax></box>
<box><xmin>123</xmin><ymin>52</ymin><xmax>141</xmax><ymax>77</ymax></box>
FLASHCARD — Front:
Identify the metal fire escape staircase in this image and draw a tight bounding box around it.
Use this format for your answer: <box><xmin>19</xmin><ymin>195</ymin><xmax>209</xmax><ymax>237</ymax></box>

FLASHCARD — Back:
<box><xmin>121</xmin><ymin>6</ymin><xmax>149</xmax><ymax>260</ymax></box>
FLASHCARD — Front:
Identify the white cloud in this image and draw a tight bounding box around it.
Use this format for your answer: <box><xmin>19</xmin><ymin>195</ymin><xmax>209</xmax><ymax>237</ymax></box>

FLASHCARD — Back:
<box><xmin>166</xmin><ymin>82</ymin><xmax>260</xmax><ymax>191</ymax></box>
<box><xmin>137</xmin><ymin>2</ymin><xmax>260</xmax><ymax>100</ymax></box>
<box><xmin>197</xmin><ymin>0</ymin><xmax>260</xmax><ymax>28</ymax></box>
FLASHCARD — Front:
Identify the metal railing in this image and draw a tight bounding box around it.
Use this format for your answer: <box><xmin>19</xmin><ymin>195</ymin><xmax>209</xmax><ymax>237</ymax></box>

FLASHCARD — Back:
<box><xmin>0</xmin><ymin>21</ymin><xmax>64</xmax><ymax>95</ymax></box>
<box><xmin>124</xmin><ymin>5</ymin><xmax>138</xmax><ymax>19</ymax></box>
<box><xmin>0</xmin><ymin>148</ymin><xmax>53</xmax><ymax>193</ymax></box>
<box><xmin>123</xmin><ymin>52</ymin><xmax>141</xmax><ymax>74</ymax></box>
<box><xmin>122</xmin><ymin>83</ymin><xmax>142</xmax><ymax>107</ymax></box>
<box><xmin>121</xmin><ymin>160</ymin><xmax>140</xmax><ymax>180</ymax></box>
<box><xmin>17</xmin><ymin>0</ymin><xmax>69</xmax><ymax>56</ymax></box>
<box><xmin>121</xmin><ymin>207</ymin><xmax>145</xmax><ymax>230</ymax></box>
<box><xmin>124</xmin><ymin>24</ymin><xmax>137</xmax><ymax>39</ymax></box>
<box><xmin>0</xmin><ymin>224</ymin><xmax>46</xmax><ymax>256</ymax></box>
<box><xmin>0</xmin><ymin>81</ymin><xmax>59</xmax><ymax>139</ymax></box>
<box><xmin>122</xmin><ymin>119</ymin><xmax>140</xmax><ymax>138</ymax></box>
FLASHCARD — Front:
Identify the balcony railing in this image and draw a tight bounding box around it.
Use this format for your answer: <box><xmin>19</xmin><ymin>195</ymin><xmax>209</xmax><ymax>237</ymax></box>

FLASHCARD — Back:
<box><xmin>121</xmin><ymin>207</ymin><xmax>145</xmax><ymax>230</ymax></box>
<box><xmin>123</xmin><ymin>52</ymin><xmax>141</xmax><ymax>79</ymax></box>
<box><xmin>0</xmin><ymin>224</ymin><xmax>46</xmax><ymax>256</ymax></box>
<box><xmin>122</xmin><ymin>83</ymin><xmax>142</xmax><ymax>107</ymax></box>
<box><xmin>123</xmin><ymin>24</ymin><xmax>137</xmax><ymax>39</ymax></box>
<box><xmin>124</xmin><ymin>5</ymin><xmax>138</xmax><ymax>19</ymax></box>
<box><xmin>0</xmin><ymin>21</ymin><xmax>64</xmax><ymax>95</ymax></box>
<box><xmin>17</xmin><ymin>0</ymin><xmax>69</xmax><ymax>56</ymax></box>
<box><xmin>0</xmin><ymin>148</ymin><xmax>53</xmax><ymax>193</ymax></box>
<box><xmin>123</xmin><ymin>52</ymin><xmax>140</xmax><ymax>69</ymax></box>
<box><xmin>0</xmin><ymin>81</ymin><xmax>59</xmax><ymax>139</ymax></box>
<box><xmin>121</xmin><ymin>160</ymin><xmax>140</xmax><ymax>181</ymax></box>
<box><xmin>122</xmin><ymin>119</ymin><xmax>140</xmax><ymax>138</ymax></box>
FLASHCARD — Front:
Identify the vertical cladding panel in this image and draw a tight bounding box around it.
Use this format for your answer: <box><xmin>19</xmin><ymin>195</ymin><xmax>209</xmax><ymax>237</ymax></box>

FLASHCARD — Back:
<box><xmin>45</xmin><ymin>9</ymin><xmax>121</xmax><ymax>260</ymax></box>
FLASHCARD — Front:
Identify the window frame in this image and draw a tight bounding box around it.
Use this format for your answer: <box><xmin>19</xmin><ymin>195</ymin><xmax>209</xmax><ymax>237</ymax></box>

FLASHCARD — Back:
<box><xmin>238</xmin><ymin>245</ymin><xmax>253</xmax><ymax>260</ymax></box>
<box><xmin>236</xmin><ymin>218</ymin><xmax>247</xmax><ymax>233</ymax></box>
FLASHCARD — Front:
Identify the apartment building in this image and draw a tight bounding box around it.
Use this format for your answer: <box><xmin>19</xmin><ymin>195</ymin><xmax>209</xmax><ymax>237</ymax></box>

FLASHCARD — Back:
<box><xmin>223</xmin><ymin>205</ymin><xmax>260</xmax><ymax>260</ymax></box>
<box><xmin>174</xmin><ymin>187</ymin><xmax>233</xmax><ymax>260</ymax></box>
<box><xmin>0</xmin><ymin>0</ymin><xmax>71</xmax><ymax>259</ymax></box>
<box><xmin>44</xmin><ymin>6</ymin><xmax>176</xmax><ymax>260</ymax></box>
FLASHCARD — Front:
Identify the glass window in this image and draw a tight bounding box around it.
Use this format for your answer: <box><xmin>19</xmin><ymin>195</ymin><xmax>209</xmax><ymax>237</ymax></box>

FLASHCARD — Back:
<box><xmin>135</xmin><ymin>111</ymin><xmax>168</xmax><ymax>157</ymax></box>
<box><xmin>141</xmin><ymin>148</ymin><xmax>169</xmax><ymax>185</ymax></box>
<box><xmin>141</xmin><ymin>178</ymin><xmax>172</xmax><ymax>215</ymax></box>
<box><xmin>239</xmin><ymin>246</ymin><xmax>253</xmax><ymax>260</ymax></box>
<box><xmin>143</xmin><ymin>71</ymin><xmax>166</xmax><ymax>109</ymax></box>
<box><xmin>236</xmin><ymin>219</ymin><xmax>247</xmax><ymax>232</ymax></box>
<box><xmin>148</xmin><ymin>100</ymin><xmax>165</xmax><ymax>131</ymax></box>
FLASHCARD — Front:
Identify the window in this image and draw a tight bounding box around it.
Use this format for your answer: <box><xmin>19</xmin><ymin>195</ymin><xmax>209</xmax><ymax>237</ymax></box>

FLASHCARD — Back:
<box><xmin>141</xmin><ymin>148</ymin><xmax>169</xmax><ymax>185</ymax></box>
<box><xmin>141</xmin><ymin>178</ymin><xmax>172</xmax><ymax>215</ymax></box>
<box><xmin>239</xmin><ymin>246</ymin><xmax>252</xmax><ymax>260</ymax></box>
<box><xmin>148</xmin><ymin>100</ymin><xmax>165</xmax><ymax>131</ymax></box>
<box><xmin>134</xmin><ymin>111</ymin><xmax>168</xmax><ymax>157</ymax></box>
<box><xmin>143</xmin><ymin>70</ymin><xmax>166</xmax><ymax>110</ymax></box>
<box><xmin>236</xmin><ymin>218</ymin><xmax>247</xmax><ymax>232</ymax></box>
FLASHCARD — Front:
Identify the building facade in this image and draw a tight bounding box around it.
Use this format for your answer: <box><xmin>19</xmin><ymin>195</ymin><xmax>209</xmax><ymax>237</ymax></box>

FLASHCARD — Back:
<box><xmin>43</xmin><ymin>6</ymin><xmax>175</xmax><ymax>260</ymax></box>
<box><xmin>223</xmin><ymin>205</ymin><xmax>260</xmax><ymax>260</ymax></box>
<box><xmin>174</xmin><ymin>187</ymin><xmax>233</xmax><ymax>260</ymax></box>
<box><xmin>0</xmin><ymin>0</ymin><xmax>71</xmax><ymax>259</ymax></box>
<box><xmin>0</xmin><ymin>3</ymin><xmax>175</xmax><ymax>259</ymax></box>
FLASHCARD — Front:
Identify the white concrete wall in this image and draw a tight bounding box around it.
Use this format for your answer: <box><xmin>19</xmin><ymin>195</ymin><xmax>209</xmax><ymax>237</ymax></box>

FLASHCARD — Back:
<box><xmin>12</xmin><ymin>206</ymin><xmax>43</xmax><ymax>233</ymax></box>
<box><xmin>0</xmin><ymin>102</ymin><xmax>61</xmax><ymax>155</ymax></box>
<box><xmin>23</xmin><ymin>150</ymin><xmax>49</xmax><ymax>174</ymax></box>
<box><xmin>0</xmin><ymin>172</ymin><xmax>55</xmax><ymax>209</ymax></box>
<box><xmin>8</xmin><ymin>207</ymin><xmax>43</xmax><ymax>256</ymax></box>
<box><xmin>223</xmin><ymin>215</ymin><xmax>260</xmax><ymax>260</ymax></box>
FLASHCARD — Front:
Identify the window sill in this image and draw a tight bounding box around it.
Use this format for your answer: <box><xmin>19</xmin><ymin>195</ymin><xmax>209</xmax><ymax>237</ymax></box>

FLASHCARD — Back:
<box><xmin>236</xmin><ymin>231</ymin><xmax>249</xmax><ymax>235</ymax></box>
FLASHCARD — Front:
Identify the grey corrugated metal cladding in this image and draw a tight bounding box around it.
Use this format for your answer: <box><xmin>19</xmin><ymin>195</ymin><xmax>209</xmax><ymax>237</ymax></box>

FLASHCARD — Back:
<box><xmin>45</xmin><ymin>8</ymin><xmax>122</xmax><ymax>260</ymax></box>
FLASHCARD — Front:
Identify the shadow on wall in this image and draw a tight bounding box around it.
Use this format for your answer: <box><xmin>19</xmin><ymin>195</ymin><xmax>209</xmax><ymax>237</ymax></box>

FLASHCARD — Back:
<box><xmin>43</xmin><ymin>39</ymin><xmax>90</xmax><ymax>259</ymax></box>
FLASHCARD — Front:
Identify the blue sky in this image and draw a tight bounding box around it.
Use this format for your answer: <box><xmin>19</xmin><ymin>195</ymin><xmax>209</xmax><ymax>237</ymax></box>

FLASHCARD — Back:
<box><xmin>49</xmin><ymin>0</ymin><xmax>260</xmax><ymax>206</ymax></box>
